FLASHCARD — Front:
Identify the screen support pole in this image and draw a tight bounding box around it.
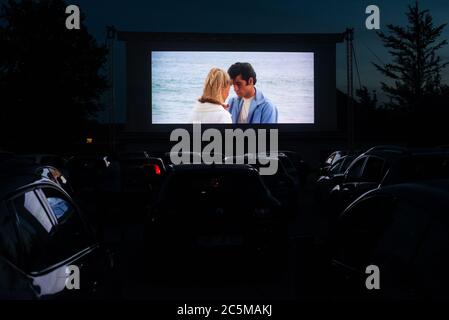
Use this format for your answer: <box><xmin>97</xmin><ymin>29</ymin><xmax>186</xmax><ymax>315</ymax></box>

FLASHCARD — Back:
<box><xmin>345</xmin><ymin>28</ymin><xmax>355</xmax><ymax>150</ymax></box>
<box><xmin>106</xmin><ymin>25</ymin><xmax>117</xmax><ymax>153</ymax></box>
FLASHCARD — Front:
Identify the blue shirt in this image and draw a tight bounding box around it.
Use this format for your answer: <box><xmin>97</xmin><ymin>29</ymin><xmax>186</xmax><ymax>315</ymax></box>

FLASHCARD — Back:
<box><xmin>228</xmin><ymin>89</ymin><xmax>278</xmax><ymax>124</ymax></box>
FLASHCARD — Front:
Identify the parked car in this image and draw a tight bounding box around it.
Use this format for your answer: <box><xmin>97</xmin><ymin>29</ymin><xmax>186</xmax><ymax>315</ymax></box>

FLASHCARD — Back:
<box><xmin>278</xmin><ymin>150</ymin><xmax>310</xmax><ymax>187</ymax></box>
<box><xmin>330</xmin><ymin>179</ymin><xmax>449</xmax><ymax>299</ymax></box>
<box><xmin>119</xmin><ymin>153</ymin><xmax>166</xmax><ymax>194</ymax></box>
<box><xmin>315</xmin><ymin>154</ymin><xmax>357</xmax><ymax>203</ymax></box>
<box><xmin>145</xmin><ymin>164</ymin><xmax>285</xmax><ymax>269</ymax></box>
<box><xmin>0</xmin><ymin>161</ymin><xmax>115</xmax><ymax>299</ymax></box>
<box><xmin>261</xmin><ymin>152</ymin><xmax>301</xmax><ymax>184</ymax></box>
<box><xmin>225</xmin><ymin>154</ymin><xmax>299</xmax><ymax>218</ymax></box>
<box><xmin>321</xmin><ymin>150</ymin><xmax>349</xmax><ymax>174</ymax></box>
<box><xmin>320</xmin><ymin>149</ymin><xmax>362</xmax><ymax>176</ymax></box>
<box><xmin>328</xmin><ymin>146</ymin><xmax>448</xmax><ymax>215</ymax></box>
<box><xmin>65</xmin><ymin>155</ymin><xmax>112</xmax><ymax>194</ymax></box>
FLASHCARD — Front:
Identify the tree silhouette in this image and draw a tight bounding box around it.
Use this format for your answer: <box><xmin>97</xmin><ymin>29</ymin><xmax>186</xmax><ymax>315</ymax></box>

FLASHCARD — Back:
<box><xmin>356</xmin><ymin>86</ymin><xmax>377</xmax><ymax>109</ymax></box>
<box><xmin>374</xmin><ymin>2</ymin><xmax>448</xmax><ymax>111</ymax></box>
<box><xmin>0</xmin><ymin>0</ymin><xmax>108</xmax><ymax>149</ymax></box>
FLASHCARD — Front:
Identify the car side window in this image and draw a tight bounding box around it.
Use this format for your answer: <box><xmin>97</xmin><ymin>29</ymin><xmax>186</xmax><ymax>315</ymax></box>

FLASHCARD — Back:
<box><xmin>11</xmin><ymin>188</ymin><xmax>94</xmax><ymax>274</ymax></box>
<box><xmin>346</xmin><ymin>157</ymin><xmax>366</xmax><ymax>181</ymax></box>
<box><xmin>41</xmin><ymin>188</ymin><xmax>94</xmax><ymax>257</ymax></box>
<box><xmin>46</xmin><ymin>193</ymin><xmax>73</xmax><ymax>222</ymax></box>
<box><xmin>362</xmin><ymin>157</ymin><xmax>385</xmax><ymax>182</ymax></box>
<box><xmin>12</xmin><ymin>190</ymin><xmax>55</xmax><ymax>272</ymax></box>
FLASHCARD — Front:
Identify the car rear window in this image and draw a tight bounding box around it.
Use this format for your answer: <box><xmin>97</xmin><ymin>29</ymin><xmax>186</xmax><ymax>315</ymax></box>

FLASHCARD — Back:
<box><xmin>161</xmin><ymin>172</ymin><xmax>266</xmax><ymax>206</ymax></box>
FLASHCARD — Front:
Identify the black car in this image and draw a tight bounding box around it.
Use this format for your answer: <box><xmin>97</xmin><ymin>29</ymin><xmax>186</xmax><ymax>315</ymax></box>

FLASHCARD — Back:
<box><xmin>328</xmin><ymin>146</ymin><xmax>449</xmax><ymax>215</ymax></box>
<box><xmin>321</xmin><ymin>150</ymin><xmax>349</xmax><ymax>173</ymax></box>
<box><xmin>0</xmin><ymin>161</ymin><xmax>115</xmax><ymax>299</ymax></box>
<box><xmin>320</xmin><ymin>149</ymin><xmax>363</xmax><ymax>176</ymax></box>
<box><xmin>65</xmin><ymin>154</ymin><xmax>113</xmax><ymax>194</ymax></box>
<box><xmin>315</xmin><ymin>154</ymin><xmax>357</xmax><ymax>203</ymax></box>
<box><xmin>117</xmin><ymin>154</ymin><xmax>167</xmax><ymax>221</ymax></box>
<box><xmin>119</xmin><ymin>154</ymin><xmax>166</xmax><ymax>194</ymax></box>
<box><xmin>330</xmin><ymin>180</ymin><xmax>449</xmax><ymax>299</ymax></box>
<box><xmin>145</xmin><ymin>164</ymin><xmax>285</xmax><ymax>269</ymax></box>
<box><xmin>278</xmin><ymin>150</ymin><xmax>310</xmax><ymax>187</ymax></box>
<box><xmin>326</xmin><ymin>146</ymin><xmax>402</xmax><ymax>215</ymax></box>
<box><xmin>225</xmin><ymin>154</ymin><xmax>299</xmax><ymax>217</ymax></box>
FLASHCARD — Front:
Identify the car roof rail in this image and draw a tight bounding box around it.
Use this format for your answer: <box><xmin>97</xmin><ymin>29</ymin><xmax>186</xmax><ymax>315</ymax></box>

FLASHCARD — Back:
<box><xmin>365</xmin><ymin>145</ymin><xmax>409</xmax><ymax>154</ymax></box>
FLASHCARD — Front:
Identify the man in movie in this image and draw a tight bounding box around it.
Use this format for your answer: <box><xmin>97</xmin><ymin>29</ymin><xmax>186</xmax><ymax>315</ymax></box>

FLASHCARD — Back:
<box><xmin>227</xmin><ymin>62</ymin><xmax>279</xmax><ymax>124</ymax></box>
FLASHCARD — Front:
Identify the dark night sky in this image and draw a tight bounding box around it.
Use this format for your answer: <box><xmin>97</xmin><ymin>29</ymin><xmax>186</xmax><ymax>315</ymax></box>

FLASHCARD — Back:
<box><xmin>2</xmin><ymin>0</ymin><xmax>449</xmax><ymax>122</ymax></box>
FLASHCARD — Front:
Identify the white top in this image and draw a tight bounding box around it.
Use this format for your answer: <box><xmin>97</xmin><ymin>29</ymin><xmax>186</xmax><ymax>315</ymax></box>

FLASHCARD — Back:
<box><xmin>238</xmin><ymin>97</ymin><xmax>254</xmax><ymax>124</ymax></box>
<box><xmin>190</xmin><ymin>101</ymin><xmax>232</xmax><ymax>124</ymax></box>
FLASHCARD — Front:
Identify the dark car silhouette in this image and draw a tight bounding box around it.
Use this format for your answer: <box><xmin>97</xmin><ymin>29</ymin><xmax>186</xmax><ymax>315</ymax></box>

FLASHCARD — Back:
<box><xmin>224</xmin><ymin>154</ymin><xmax>299</xmax><ymax>218</ymax></box>
<box><xmin>328</xmin><ymin>146</ymin><xmax>449</xmax><ymax>215</ymax></box>
<box><xmin>0</xmin><ymin>161</ymin><xmax>115</xmax><ymax>299</ymax></box>
<box><xmin>330</xmin><ymin>179</ymin><xmax>449</xmax><ymax>299</ymax></box>
<box><xmin>65</xmin><ymin>154</ymin><xmax>112</xmax><ymax>194</ymax></box>
<box><xmin>118</xmin><ymin>152</ymin><xmax>166</xmax><ymax>194</ymax></box>
<box><xmin>315</xmin><ymin>154</ymin><xmax>357</xmax><ymax>203</ymax></box>
<box><xmin>278</xmin><ymin>150</ymin><xmax>310</xmax><ymax>188</ymax></box>
<box><xmin>144</xmin><ymin>164</ymin><xmax>285</xmax><ymax>272</ymax></box>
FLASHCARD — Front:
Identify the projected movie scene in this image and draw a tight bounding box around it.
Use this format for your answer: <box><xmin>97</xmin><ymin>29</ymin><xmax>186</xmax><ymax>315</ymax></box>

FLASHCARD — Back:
<box><xmin>152</xmin><ymin>51</ymin><xmax>314</xmax><ymax>124</ymax></box>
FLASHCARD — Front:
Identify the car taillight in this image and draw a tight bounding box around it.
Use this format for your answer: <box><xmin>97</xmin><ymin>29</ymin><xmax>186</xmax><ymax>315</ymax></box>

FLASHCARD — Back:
<box><xmin>144</xmin><ymin>164</ymin><xmax>162</xmax><ymax>175</ymax></box>
<box><xmin>153</xmin><ymin>164</ymin><xmax>161</xmax><ymax>175</ymax></box>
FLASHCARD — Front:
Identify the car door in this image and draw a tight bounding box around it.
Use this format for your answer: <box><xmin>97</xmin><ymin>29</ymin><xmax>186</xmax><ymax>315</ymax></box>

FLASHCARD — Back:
<box><xmin>8</xmin><ymin>185</ymin><xmax>101</xmax><ymax>298</ymax></box>
<box><xmin>331</xmin><ymin>194</ymin><xmax>395</xmax><ymax>297</ymax></box>
<box><xmin>38</xmin><ymin>186</ymin><xmax>106</xmax><ymax>298</ymax></box>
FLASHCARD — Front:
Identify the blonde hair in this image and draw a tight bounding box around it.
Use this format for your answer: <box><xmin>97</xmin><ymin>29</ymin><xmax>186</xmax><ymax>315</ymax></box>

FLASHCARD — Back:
<box><xmin>199</xmin><ymin>68</ymin><xmax>231</xmax><ymax>105</ymax></box>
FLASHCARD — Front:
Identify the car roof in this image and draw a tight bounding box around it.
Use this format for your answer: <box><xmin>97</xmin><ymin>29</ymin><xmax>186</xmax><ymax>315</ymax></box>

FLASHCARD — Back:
<box><xmin>363</xmin><ymin>179</ymin><xmax>449</xmax><ymax>212</ymax></box>
<box><xmin>363</xmin><ymin>146</ymin><xmax>408</xmax><ymax>157</ymax></box>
